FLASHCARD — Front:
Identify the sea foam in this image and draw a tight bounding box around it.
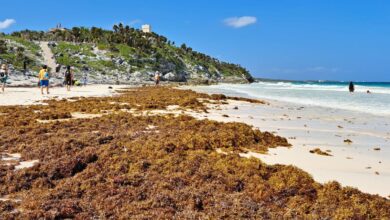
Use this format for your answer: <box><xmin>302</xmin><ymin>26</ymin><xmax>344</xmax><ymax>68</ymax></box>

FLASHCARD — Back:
<box><xmin>193</xmin><ymin>81</ymin><xmax>390</xmax><ymax>116</ymax></box>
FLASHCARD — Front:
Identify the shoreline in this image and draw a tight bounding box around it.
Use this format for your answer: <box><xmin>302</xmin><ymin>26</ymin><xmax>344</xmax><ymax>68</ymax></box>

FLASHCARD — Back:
<box><xmin>1</xmin><ymin>85</ymin><xmax>389</xmax><ymax>197</ymax></box>
<box><xmin>185</xmin><ymin>86</ymin><xmax>390</xmax><ymax>197</ymax></box>
<box><xmin>0</xmin><ymin>86</ymin><xmax>389</xmax><ymax>218</ymax></box>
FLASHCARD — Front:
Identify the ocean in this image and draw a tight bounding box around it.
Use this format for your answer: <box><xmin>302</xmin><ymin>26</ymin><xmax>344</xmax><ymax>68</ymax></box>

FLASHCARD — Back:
<box><xmin>192</xmin><ymin>81</ymin><xmax>390</xmax><ymax>116</ymax></box>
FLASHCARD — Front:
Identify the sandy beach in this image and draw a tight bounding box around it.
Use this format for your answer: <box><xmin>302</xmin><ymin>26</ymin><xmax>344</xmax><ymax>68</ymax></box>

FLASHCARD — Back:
<box><xmin>0</xmin><ymin>86</ymin><xmax>389</xmax><ymax>218</ymax></box>
<box><xmin>0</xmin><ymin>85</ymin><xmax>129</xmax><ymax>106</ymax></box>
<box><xmin>185</xmin><ymin>86</ymin><xmax>390</xmax><ymax>197</ymax></box>
<box><xmin>1</xmin><ymin>85</ymin><xmax>389</xmax><ymax>197</ymax></box>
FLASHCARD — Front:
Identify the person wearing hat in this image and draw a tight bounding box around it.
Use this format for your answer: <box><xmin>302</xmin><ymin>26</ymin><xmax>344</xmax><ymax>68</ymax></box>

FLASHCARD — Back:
<box><xmin>0</xmin><ymin>64</ymin><xmax>9</xmax><ymax>93</ymax></box>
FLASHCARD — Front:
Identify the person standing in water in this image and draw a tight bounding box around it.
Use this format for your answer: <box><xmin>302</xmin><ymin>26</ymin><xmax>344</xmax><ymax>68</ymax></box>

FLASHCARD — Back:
<box><xmin>38</xmin><ymin>65</ymin><xmax>50</xmax><ymax>95</ymax></box>
<box><xmin>64</xmin><ymin>65</ymin><xmax>73</xmax><ymax>91</ymax></box>
<box><xmin>0</xmin><ymin>64</ymin><xmax>9</xmax><ymax>93</ymax></box>
<box><xmin>349</xmin><ymin>81</ymin><xmax>355</xmax><ymax>93</ymax></box>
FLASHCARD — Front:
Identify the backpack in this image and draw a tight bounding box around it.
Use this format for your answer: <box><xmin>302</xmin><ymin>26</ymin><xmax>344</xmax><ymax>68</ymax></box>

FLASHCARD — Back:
<box><xmin>43</xmin><ymin>71</ymin><xmax>50</xmax><ymax>80</ymax></box>
<box><xmin>65</xmin><ymin>70</ymin><xmax>71</xmax><ymax>79</ymax></box>
<box><xmin>0</xmin><ymin>70</ymin><xmax>6</xmax><ymax>78</ymax></box>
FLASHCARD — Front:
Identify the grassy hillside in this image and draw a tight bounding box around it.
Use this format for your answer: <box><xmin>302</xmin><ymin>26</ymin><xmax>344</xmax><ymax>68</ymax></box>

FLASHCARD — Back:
<box><xmin>4</xmin><ymin>24</ymin><xmax>254</xmax><ymax>83</ymax></box>
<box><xmin>0</xmin><ymin>35</ymin><xmax>43</xmax><ymax>72</ymax></box>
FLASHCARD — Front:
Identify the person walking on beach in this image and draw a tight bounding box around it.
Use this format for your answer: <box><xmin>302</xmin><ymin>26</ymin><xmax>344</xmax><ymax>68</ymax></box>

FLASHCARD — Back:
<box><xmin>154</xmin><ymin>71</ymin><xmax>161</xmax><ymax>86</ymax></box>
<box><xmin>349</xmin><ymin>81</ymin><xmax>355</xmax><ymax>93</ymax></box>
<box><xmin>23</xmin><ymin>60</ymin><xmax>28</xmax><ymax>76</ymax></box>
<box><xmin>38</xmin><ymin>65</ymin><xmax>50</xmax><ymax>95</ymax></box>
<box><xmin>64</xmin><ymin>65</ymin><xmax>73</xmax><ymax>91</ymax></box>
<box><xmin>82</xmin><ymin>72</ymin><xmax>88</xmax><ymax>86</ymax></box>
<box><xmin>0</xmin><ymin>64</ymin><xmax>9</xmax><ymax>93</ymax></box>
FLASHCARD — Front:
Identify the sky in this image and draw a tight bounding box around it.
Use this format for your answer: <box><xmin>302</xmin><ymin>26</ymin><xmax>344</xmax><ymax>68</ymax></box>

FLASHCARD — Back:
<box><xmin>1</xmin><ymin>0</ymin><xmax>390</xmax><ymax>81</ymax></box>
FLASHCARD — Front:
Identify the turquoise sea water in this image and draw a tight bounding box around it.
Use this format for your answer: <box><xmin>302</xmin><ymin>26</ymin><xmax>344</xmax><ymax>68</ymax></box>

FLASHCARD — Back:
<box><xmin>195</xmin><ymin>81</ymin><xmax>390</xmax><ymax>116</ymax></box>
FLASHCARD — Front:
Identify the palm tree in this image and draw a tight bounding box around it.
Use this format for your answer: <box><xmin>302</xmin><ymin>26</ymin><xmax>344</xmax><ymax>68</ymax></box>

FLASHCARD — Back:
<box><xmin>118</xmin><ymin>23</ymin><xmax>124</xmax><ymax>34</ymax></box>
<box><xmin>71</xmin><ymin>27</ymin><xmax>81</xmax><ymax>42</ymax></box>
<box><xmin>113</xmin><ymin>24</ymin><xmax>119</xmax><ymax>33</ymax></box>
<box><xmin>91</xmin><ymin>27</ymin><xmax>103</xmax><ymax>44</ymax></box>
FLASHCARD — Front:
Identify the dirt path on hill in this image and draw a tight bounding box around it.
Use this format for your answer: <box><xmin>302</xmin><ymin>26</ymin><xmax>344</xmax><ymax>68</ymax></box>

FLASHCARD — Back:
<box><xmin>39</xmin><ymin>41</ymin><xmax>57</xmax><ymax>76</ymax></box>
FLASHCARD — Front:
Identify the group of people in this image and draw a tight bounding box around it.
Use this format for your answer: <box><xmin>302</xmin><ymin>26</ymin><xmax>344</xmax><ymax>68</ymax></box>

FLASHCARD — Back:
<box><xmin>349</xmin><ymin>81</ymin><xmax>372</xmax><ymax>94</ymax></box>
<box><xmin>37</xmin><ymin>65</ymin><xmax>76</xmax><ymax>95</ymax></box>
<box><xmin>0</xmin><ymin>62</ymin><xmax>82</xmax><ymax>94</ymax></box>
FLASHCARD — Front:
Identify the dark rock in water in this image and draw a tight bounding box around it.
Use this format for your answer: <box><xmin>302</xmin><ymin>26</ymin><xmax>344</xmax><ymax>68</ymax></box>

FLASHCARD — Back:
<box><xmin>108</xmin><ymin>86</ymin><xmax>113</xmax><ymax>89</ymax></box>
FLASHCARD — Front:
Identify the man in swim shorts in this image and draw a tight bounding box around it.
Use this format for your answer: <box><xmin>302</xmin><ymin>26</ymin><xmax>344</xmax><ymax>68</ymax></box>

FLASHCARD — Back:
<box><xmin>38</xmin><ymin>65</ymin><xmax>50</xmax><ymax>95</ymax></box>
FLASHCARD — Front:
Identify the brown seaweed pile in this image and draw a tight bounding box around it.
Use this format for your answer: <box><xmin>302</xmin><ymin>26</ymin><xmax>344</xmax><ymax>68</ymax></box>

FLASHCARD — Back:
<box><xmin>309</xmin><ymin>148</ymin><xmax>332</xmax><ymax>156</ymax></box>
<box><xmin>0</xmin><ymin>87</ymin><xmax>389</xmax><ymax>219</ymax></box>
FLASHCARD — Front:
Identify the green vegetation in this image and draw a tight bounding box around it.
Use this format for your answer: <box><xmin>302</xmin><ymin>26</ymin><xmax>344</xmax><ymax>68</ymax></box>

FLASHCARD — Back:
<box><xmin>115</xmin><ymin>44</ymin><xmax>136</xmax><ymax>59</ymax></box>
<box><xmin>2</xmin><ymin>35</ymin><xmax>41</xmax><ymax>55</ymax></box>
<box><xmin>0</xmin><ymin>36</ymin><xmax>42</xmax><ymax>72</ymax></box>
<box><xmin>9</xmin><ymin>23</ymin><xmax>254</xmax><ymax>82</ymax></box>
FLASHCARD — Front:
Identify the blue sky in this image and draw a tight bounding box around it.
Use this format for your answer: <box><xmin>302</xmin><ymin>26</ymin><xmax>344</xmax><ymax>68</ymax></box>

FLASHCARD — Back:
<box><xmin>1</xmin><ymin>0</ymin><xmax>390</xmax><ymax>81</ymax></box>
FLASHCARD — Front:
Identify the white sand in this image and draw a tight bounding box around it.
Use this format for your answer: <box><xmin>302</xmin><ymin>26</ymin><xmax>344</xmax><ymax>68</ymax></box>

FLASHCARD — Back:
<box><xmin>15</xmin><ymin>160</ymin><xmax>40</xmax><ymax>170</ymax></box>
<box><xmin>0</xmin><ymin>85</ymin><xmax>129</xmax><ymax>106</ymax></box>
<box><xmin>1</xmin><ymin>152</ymin><xmax>39</xmax><ymax>170</ymax></box>
<box><xmin>184</xmin><ymin>97</ymin><xmax>390</xmax><ymax>197</ymax></box>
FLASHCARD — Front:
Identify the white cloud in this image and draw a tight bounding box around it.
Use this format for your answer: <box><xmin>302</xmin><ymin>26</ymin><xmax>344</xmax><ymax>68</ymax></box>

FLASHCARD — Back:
<box><xmin>129</xmin><ymin>19</ymin><xmax>142</xmax><ymax>26</ymax></box>
<box><xmin>224</xmin><ymin>16</ymin><xmax>257</xmax><ymax>28</ymax></box>
<box><xmin>307</xmin><ymin>66</ymin><xmax>326</xmax><ymax>72</ymax></box>
<box><xmin>268</xmin><ymin>66</ymin><xmax>340</xmax><ymax>74</ymax></box>
<box><xmin>307</xmin><ymin>66</ymin><xmax>340</xmax><ymax>73</ymax></box>
<box><xmin>0</xmin><ymin>19</ymin><xmax>16</xmax><ymax>30</ymax></box>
